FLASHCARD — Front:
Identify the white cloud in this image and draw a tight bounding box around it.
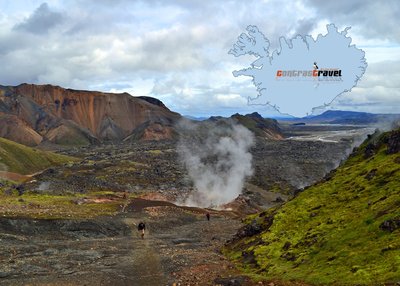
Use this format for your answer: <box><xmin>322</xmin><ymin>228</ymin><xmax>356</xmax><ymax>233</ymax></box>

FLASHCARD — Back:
<box><xmin>327</xmin><ymin>60</ymin><xmax>400</xmax><ymax>113</ymax></box>
<box><xmin>0</xmin><ymin>0</ymin><xmax>398</xmax><ymax>117</ymax></box>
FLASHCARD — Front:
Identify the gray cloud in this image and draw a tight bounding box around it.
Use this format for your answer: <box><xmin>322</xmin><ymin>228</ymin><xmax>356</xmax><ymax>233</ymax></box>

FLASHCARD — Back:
<box><xmin>13</xmin><ymin>3</ymin><xmax>64</xmax><ymax>34</ymax></box>
<box><xmin>305</xmin><ymin>0</ymin><xmax>400</xmax><ymax>42</ymax></box>
<box><xmin>293</xmin><ymin>18</ymin><xmax>317</xmax><ymax>37</ymax></box>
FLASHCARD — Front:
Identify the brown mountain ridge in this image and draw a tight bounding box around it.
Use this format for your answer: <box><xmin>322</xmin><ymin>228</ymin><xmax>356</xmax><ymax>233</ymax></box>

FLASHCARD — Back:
<box><xmin>0</xmin><ymin>84</ymin><xmax>181</xmax><ymax>146</ymax></box>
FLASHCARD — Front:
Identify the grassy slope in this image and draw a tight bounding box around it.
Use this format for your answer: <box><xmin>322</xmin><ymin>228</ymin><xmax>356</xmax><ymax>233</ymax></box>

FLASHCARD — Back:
<box><xmin>0</xmin><ymin>137</ymin><xmax>75</xmax><ymax>175</ymax></box>
<box><xmin>226</xmin><ymin>130</ymin><xmax>400</xmax><ymax>285</ymax></box>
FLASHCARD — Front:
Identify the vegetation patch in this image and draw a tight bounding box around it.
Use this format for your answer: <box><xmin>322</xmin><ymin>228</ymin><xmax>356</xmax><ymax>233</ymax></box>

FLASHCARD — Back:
<box><xmin>0</xmin><ymin>189</ymin><xmax>128</xmax><ymax>219</ymax></box>
<box><xmin>225</xmin><ymin>129</ymin><xmax>400</xmax><ymax>285</ymax></box>
<box><xmin>0</xmin><ymin>137</ymin><xmax>76</xmax><ymax>175</ymax></box>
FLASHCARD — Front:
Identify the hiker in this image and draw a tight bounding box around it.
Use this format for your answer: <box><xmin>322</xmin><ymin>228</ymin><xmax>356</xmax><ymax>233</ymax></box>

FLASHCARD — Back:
<box><xmin>138</xmin><ymin>222</ymin><xmax>146</xmax><ymax>239</ymax></box>
<box><xmin>206</xmin><ymin>213</ymin><xmax>210</xmax><ymax>221</ymax></box>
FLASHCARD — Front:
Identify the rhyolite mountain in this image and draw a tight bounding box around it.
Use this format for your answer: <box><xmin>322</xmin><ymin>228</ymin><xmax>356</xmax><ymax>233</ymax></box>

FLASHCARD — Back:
<box><xmin>0</xmin><ymin>84</ymin><xmax>181</xmax><ymax>146</ymax></box>
<box><xmin>0</xmin><ymin>84</ymin><xmax>285</xmax><ymax>146</ymax></box>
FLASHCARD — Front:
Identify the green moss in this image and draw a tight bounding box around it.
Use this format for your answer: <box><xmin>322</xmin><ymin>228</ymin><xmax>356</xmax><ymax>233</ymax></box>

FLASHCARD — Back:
<box><xmin>0</xmin><ymin>137</ymin><xmax>76</xmax><ymax>175</ymax></box>
<box><xmin>147</xmin><ymin>149</ymin><xmax>163</xmax><ymax>155</ymax></box>
<box><xmin>53</xmin><ymin>136</ymin><xmax>90</xmax><ymax>146</ymax></box>
<box><xmin>0</xmin><ymin>191</ymin><xmax>123</xmax><ymax>219</ymax></box>
<box><xmin>227</xmin><ymin>129</ymin><xmax>400</xmax><ymax>285</ymax></box>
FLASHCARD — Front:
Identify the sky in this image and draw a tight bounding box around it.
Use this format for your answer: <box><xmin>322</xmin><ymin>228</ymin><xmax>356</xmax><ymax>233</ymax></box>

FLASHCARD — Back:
<box><xmin>0</xmin><ymin>0</ymin><xmax>399</xmax><ymax>117</ymax></box>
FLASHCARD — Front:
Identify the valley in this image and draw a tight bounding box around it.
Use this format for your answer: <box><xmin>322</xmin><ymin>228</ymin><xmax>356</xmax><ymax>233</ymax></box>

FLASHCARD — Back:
<box><xmin>0</xmin><ymin>121</ymin><xmax>375</xmax><ymax>285</ymax></box>
<box><xmin>0</xmin><ymin>84</ymin><xmax>398</xmax><ymax>285</ymax></box>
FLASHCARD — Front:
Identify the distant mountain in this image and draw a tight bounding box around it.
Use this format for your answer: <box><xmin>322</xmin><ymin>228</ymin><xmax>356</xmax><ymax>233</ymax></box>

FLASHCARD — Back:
<box><xmin>183</xmin><ymin>115</ymin><xmax>208</xmax><ymax>121</ymax></box>
<box><xmin>0</xmin><ymin>84</ymin><xmax>181</xmax><ymax>146</ymax></box>
<box><xmin>281</xmin><ymin>110</ymin><xmax>400</xmax><ymax>125</ymax></box>
<box><xmin>179</xmin><ymin>112</ymin><xmax>284</xmax><ymax>141</ymax></box>
<box><xmin>307</xmin><ymin>110</ymin><xmax>400</xmax><ymax>125</ymax></box>
<box><xmin>230</xmin><ymin>112</ymin><xmax>283</xmax><ymax>140</ymax></box>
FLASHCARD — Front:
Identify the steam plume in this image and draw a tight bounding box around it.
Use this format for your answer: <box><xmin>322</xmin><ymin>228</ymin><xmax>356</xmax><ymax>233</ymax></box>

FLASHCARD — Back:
<box><xmin>178</xmin><ymin>119</ymin><xmax>254</xmax><ymax>207</ymax></box>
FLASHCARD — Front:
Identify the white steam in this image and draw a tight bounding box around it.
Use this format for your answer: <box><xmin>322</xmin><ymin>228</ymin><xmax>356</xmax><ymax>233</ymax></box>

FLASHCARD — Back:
<box><xmin>178</xmin><ymin>119</ymin><xmax>255</xmax><ymax>207</ymax></box>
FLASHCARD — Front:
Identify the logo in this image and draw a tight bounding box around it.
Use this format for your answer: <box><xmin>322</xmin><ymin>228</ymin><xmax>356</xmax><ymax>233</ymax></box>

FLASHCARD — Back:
<box><xmin>276</xmin><ymin>62</ymin><xmax>342</xmax><ymax>81</ymax></box>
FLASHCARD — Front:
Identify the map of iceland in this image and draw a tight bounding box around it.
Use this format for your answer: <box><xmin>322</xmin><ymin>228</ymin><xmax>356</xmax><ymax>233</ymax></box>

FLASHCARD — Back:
<box><xmin>229</xmin><ymin>24</ymin><xmax>368</xmax><ymax>117</ymax></box>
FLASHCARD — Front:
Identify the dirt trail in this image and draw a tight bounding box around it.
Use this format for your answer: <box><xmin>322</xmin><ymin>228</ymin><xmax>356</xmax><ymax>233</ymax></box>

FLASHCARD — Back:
<box><xmin>0</xmin><ymin>201</ymin><xmax>245</xmax><ymax>285</ymax></box>
<box><xmin>123</xmin><ymin>217</ymin><xmax>167</xmax><ymax>286</ymax></box>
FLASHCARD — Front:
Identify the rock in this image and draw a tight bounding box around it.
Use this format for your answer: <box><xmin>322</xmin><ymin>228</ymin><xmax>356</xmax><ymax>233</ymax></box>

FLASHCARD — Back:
<box><xmin>364</xmin><ymin>143</ymin><xmax>376</xmax><ymax>158</ymax></box>
<box><xmin>235</xmin><ymin>221</ymin><xmax>262</xmax><ymax>239</ymax></box>
<box><xmin>282</xmin><ymin>242</ymin><xmax>291</xmax><ymax>251</ymax></box>
<box><xmin>380</xmin><ymin>218</ymin><xmax>400</xmax><ymax>232</ymax></box>
<box><xmin>386</xmin><ymin>130</ymin><xmax>400</xmax><ymax>154</ymax></box>
<box><xmin>172</xmin><ymin>238</ymin><xmax>199</xmax><ymax>245</ymax></box>
<box><xmin>327</xmin><ymin>256</ymin><xmax>336</xmax><ymax>261</ymax></box>
<box><xmin>14</xmin><ymin>184</ymin><xmax>25</xmax><ymax>196</ymax></box>
<box><xmin>0</xmin><ymin>272</ymin><xmax>11</xmax><ymax>278</ymax></box>
<box><xmin>214</xmin><ymin>277</ymin><xmax>244</xmax><ymax>286</ymax></box>
<box><xmin>231</xmin><ymin>213</ymin><xmax>275</xmax><ymax>243</ymax></box>
<box><xmin>281</xmin><ymin>252</ymin><xmax>296</xmax><ymax>261</ymax></box>
<box><xmin>43</xmin><ymin>248</ymin><xmax>58</xmax><ymax>256</ymax></box>
<box><xmin>71</xmin><ymin>198</ymin><xmax>86</xmax><ymax>205</ymax></box>
<box><xmin>365</xmin><ymin>168</ymin><xmax>377</xmax><ymax>180</ymax></box>
<box><xmin>4</xmin><ymin>189</ymin><xmax>13</xmax><ymax>195</ymax></box>
<box><xmin>241</xmin><ymin>250</ymin><xmax>256</xmax><ymax>264</ymax></box>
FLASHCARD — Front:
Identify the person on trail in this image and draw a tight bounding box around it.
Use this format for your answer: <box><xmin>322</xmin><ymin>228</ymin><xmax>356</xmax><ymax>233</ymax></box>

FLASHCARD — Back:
<box><xmin>206</xmin><ymin>213</ymin><xmax>210</xmax><ymax>221</ymax></box>
<box><xmin>138</xmin><ymin>222</ymin><xmax>146</xmax><ymax>239</ymax></box>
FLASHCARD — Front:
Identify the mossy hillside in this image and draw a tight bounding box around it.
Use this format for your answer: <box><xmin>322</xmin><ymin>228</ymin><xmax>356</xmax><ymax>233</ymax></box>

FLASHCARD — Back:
<box><xmin>0</xmin><ymin>137</ymin><xmax>76</xmax><ymax>175</ymax></box>
<box><xmin>226</xmin><ymin>129</ymin><xmax>400</xmax><ymax>285</ymax></box>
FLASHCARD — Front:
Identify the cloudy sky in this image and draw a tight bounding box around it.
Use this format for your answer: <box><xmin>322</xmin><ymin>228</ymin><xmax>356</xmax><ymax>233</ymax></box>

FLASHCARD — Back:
<box><xmin>0</xmin><ymin>0</ymin><xmax>399</xmax><ymax>117</ymax></box>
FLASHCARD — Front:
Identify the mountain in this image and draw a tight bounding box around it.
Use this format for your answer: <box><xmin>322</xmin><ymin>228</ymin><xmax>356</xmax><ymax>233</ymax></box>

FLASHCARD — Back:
<box><xmin>282</xmin><ymin>110</ymin><xmax>400</xmax><ymax>125</ymax></box>
<box><xmin>0</xmin><ymin>84</ymin><xmax>181</xmax><ymax>146</ymax></box>
<box><xmin>231</xmin><ymin>112</ymin><xmax>283</xmax><ymax>140</ymax></box>
<box><xmin>183</xmin><ymin>115</ymin><xmax>208</xmax><ymax>121</ymax></box>
<box><xmin>225</xmin><ymin>128</ymin><xmax>400</xmax><ymax>285</ymax></box>
<box><xmin>308</xmin><ymin>110</ymin><xmax>400</xmax><ymax>125</ymax></box>
<box><xmin>205</xmin><ymin>112</ymin><xmax>283</xmax><ymax>140</ymax></box>
<box><xmin>0</xmin><ymin>137</ymin><xmax>75</xmax><ymax>178</ymax></box>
